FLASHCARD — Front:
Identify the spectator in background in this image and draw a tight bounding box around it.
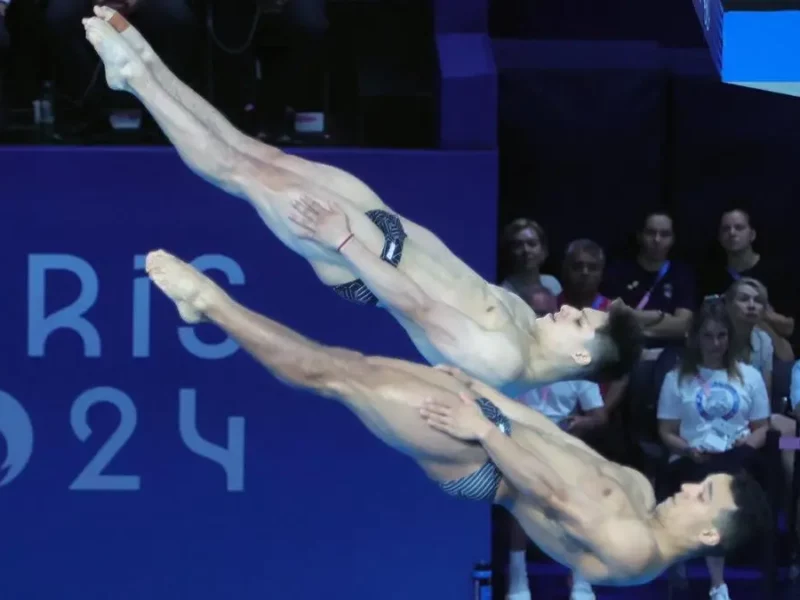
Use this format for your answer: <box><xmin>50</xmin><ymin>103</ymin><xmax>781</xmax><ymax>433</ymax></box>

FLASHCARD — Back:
<box><xmin>701</xmin><ymin>208</ymin><xmax>795</xmax><ymax>346</ymax></box>
<box><xmin>727</xmin><ymin>277</ymin><xmax>793</xmax><ymax>366</ymax></box>
<box><xmin>557</xmin><ymin>238</ymin><xmax>628</xmax><ymax>464</ymax></box>
<box><xmin>0</xmin><ymin>0</ymin><xmax>8</xmax><ymax>50</ymax></box>
<box><xmin>603</xmin><ymin>211</ymin><xmax>694</xmax><ymax>353</ymax></box>
<box><xmin>45</xmin><ymin>0</ymin><xmax>196</xmax><ymax>138</ymax></box>
<box><xmin>558</xmin><ymin>239</ymin><xmax>609</xmax><ymax>310</ymax></box>
<box><xmin>657</xmin><ymin>301</ymin><xmax>771</xmax><ymax>600</ymax></box>
<box><xmin>790</xmin><ymin>363</ymin><xmax>800</xmax><ymax>540</ymax></box>
<box><xmin>725</xmin><ymin>278</ymin><xmax>773</xmax><ymax>393</ymax></box>
<box><xmin>499</xmin><ymin>218</ymin><xmax>562</xmax><ymax>298</ymax></box>
<box><xmin>774</xmin><ymin>359</ymin><xmax>800</xmax><ymax>566</ymax></box>
<box><xmin>791</xmin><ymin>361</ymin><xmax>800</xmax><ymax>419</ymax></box>
<box><xmin>724</xmin><ymin>278</ymin><xmax>799</xmax><ymax>505</ymax></box>
<box><xmin>506</xmin><ymin>284</ymin><xmax>606</xmax><ymax>600</ymax></box>
<box><xmin>726</xmin><ymin>278</ymin><xmax>796</xmax><ymax>400</ymax></box>
<box><xmin>520</xmin><ymin>285</ymin><xmax>608</xmax><ymax>438</ymax></box>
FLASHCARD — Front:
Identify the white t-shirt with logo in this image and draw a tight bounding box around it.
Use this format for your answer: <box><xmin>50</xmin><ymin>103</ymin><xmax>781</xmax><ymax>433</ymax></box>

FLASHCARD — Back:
<box><xmin>657</xmin><ymin>363</ymin><xmax>771</xmax><ymax>452</ymax></box>
<box><xmin>518</xmin><ymin>380</ymin><xmax>604</xmax><ymax>425</ymax></box>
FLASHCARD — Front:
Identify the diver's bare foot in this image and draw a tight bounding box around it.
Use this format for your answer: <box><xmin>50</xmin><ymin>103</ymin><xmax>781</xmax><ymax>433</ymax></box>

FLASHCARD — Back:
<box><xmin>145</xmin><ymin>250</ymin><xmax>225</xmax><ymax>324</ymax></box>
<box><xmin>93</xmin><ymin>5</ymin><xmax>157</xmax><ymax>65</ymax></box>
<box><xmin>82</xmin><ymin>16</ymin><xmax>143</xmax><ymax>91</ymax></box>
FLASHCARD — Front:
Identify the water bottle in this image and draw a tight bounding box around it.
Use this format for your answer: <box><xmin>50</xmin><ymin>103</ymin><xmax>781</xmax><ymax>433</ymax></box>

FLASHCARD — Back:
<box><xmin>472</xmin><ymin>561</ymin><xmax>492</xmax><ymax>600</ymax></box>
<box><xmin>34</xmin><ymin>80</ymin><xmax>55</xmax><ymax>137</ymax></box>
<box><xmin>40</xmin><ymin>81</ymin><xmax>55</xmax><ymax>127</ymax></box>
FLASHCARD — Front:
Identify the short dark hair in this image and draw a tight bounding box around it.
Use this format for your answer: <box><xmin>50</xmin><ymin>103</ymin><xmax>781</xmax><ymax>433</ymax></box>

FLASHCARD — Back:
<box><xmin>499</xmin><ymin>218</ymin><xmax>549</xmax><ymax>275</ymax></box>
<box><xmin>564</xmin><ymin>238</ymin><xmax>605</xmax><ymax>266</ymax></box>
<box><xmin>640</xmin><ymin>210</ymin><xmax>674</xmax><ymax>231</ymax></box>
<box><xmin>720</xmin><ymin>207</ymin><xmax>753</xmax><ymax>227</ymax></box>
<box><xmin>708</xmin><ymin>470</ymin><xmax>772</xmax><ymax>557</ymax></box>
<box><xmin>501</xmin><ymin>218</ymin><xmax>549</xmax><ymax>254</ymax></box>
<box><xmin>589</xmin><ymin>301</ymin><xmax>643</xmax><ymax>381</ymax></box>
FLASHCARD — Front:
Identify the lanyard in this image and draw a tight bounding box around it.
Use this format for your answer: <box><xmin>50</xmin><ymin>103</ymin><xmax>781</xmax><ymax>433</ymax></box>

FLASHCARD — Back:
<box><xmin>635</xmin><ymin>260</ymin><xmax>671</xmax><ymax>310</ymax></box>
<box><xmin>591</xmin><ymin>295</ymin><xmax>605</xmax><ymax>310</ymax></box>
<box><xmin>727</xmin><ymin>266</ymin><xmax>742</xmax><ymax>281</ymax></box>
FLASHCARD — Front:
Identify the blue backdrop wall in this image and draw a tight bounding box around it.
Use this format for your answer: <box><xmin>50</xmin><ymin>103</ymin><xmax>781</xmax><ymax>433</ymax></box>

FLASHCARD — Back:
<box><xmin>0</xmin><ymin>147</ymin><xmax>497</xmax><ymax>600</ymax></box>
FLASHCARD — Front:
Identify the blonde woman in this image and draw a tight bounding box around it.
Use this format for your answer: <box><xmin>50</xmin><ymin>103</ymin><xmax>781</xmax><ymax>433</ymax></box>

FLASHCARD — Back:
<box><xmin>727</xmin><ymin>278</ymin><xmax>798</xmax><ymax>562</ymax></box>
<box><xmin>725</xmin><ymin>277</ymin><xmax>794</xmax><ymax>398</ymax></box>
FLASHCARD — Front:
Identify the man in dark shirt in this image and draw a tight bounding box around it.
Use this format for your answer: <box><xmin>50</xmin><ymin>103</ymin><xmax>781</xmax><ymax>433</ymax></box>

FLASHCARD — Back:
<box><xmin>603</xmin><ymin>211</ymin><xmax>695</xmax><ymax>348</ymax></box>
<box><xmin>700</xmin><ymin>208</ymin><xmax>794</xmax><ymax>344</ymax></box>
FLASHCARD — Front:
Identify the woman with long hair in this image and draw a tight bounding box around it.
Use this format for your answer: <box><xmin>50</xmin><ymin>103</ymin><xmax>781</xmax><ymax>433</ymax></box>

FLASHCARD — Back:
<box><xmin>725</xmin><ymin>278</ymin><xmax>798</xmax><ymax>497</ymax></box>
<box><xmin>657</xmin><ymin>301</ymin><xmax>771</xmax><ymax>600</ymax></box>
<box><xmin>725</xmin><ymin>277</ymin><xmax>794</xmax><ymax>399</ymax></box>
<box><xmin>602</xmin><ymin>210</ymin><xmax>695</xmax><ymax>347</ymax></box>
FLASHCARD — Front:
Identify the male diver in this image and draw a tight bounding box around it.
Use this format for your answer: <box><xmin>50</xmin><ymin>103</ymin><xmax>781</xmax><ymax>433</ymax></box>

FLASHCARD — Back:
<box><xmin>145</xmin><ymin>249</ymin><xmax>771</xmax><ymax>586</ymax></box>
<box><xmin>82</xmin><ymin>9</ymin><xmax>636</xmax><ymax>395</ymax></box>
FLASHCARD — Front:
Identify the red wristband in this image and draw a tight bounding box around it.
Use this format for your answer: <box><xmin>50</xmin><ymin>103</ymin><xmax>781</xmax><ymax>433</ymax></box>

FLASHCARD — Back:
<box><xmin>337</xmin><ymin>233</ymin><xmax>355</xmax><ymax>252</ymax></box>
